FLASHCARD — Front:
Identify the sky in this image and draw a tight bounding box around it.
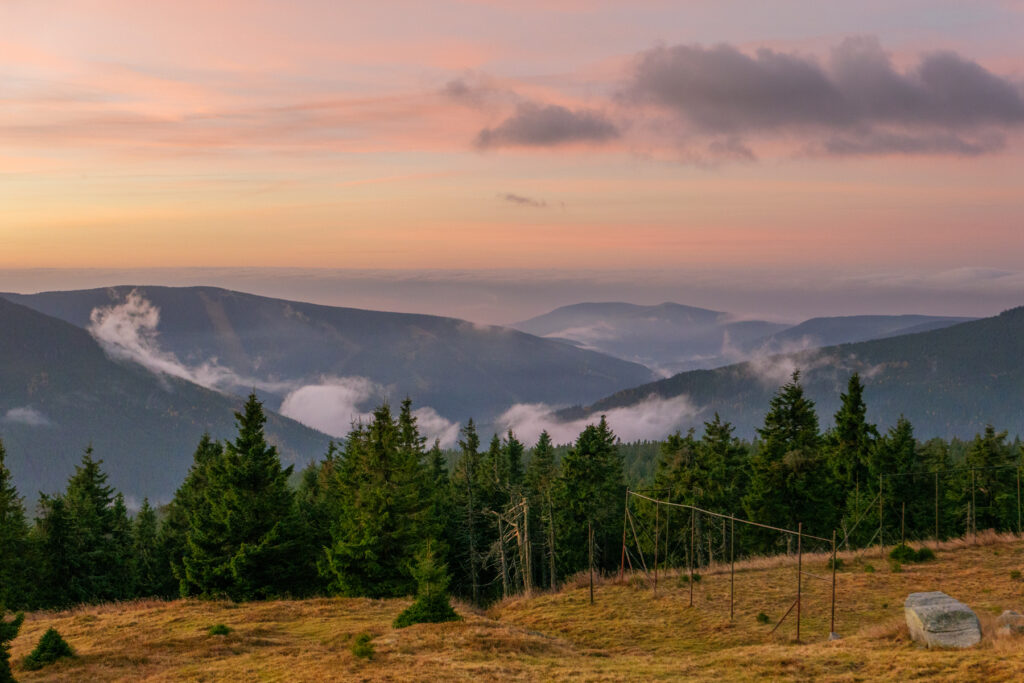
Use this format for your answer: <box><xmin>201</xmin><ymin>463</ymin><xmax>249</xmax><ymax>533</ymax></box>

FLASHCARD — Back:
<box><xmin>2</xmin><ymin>1</ymin><xmax>1024</xmax><ymax>320</ymax></box>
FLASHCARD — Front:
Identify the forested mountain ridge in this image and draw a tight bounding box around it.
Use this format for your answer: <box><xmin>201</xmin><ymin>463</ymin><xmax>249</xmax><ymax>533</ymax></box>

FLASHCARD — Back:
<box><xmin>558</xmin><ymin>306</ymin><xmax>1024</xmax><ymax>439</ymax></box>
<box><xmin>3</xmin><ymin>286</ymin><xmax>655</xmax><ymax>423</ymax></box>
<box><xmin>511</xmin><ymin>301</ymin><xmax>971</xmax><ymax>375</ymax></box>
<box><xmin>0</xmin><ymin>297</ymin><xmax>329</xmax><ymax>500</ymax></box>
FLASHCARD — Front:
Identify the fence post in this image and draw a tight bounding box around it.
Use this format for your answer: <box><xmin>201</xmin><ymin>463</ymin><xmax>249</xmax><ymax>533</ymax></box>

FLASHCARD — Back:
<box><xmin>830</xmin><ymin>528</ymin><xmax>837</xmax><ymax>638</ymax></box>
<box><xmin>971</xmin><ymin>468</ymin><xmax>977</xmax><ymax>543</ymax></box>
<box><xmin>689</xmin><ymin>507</ymin><xmax>695</xmax><ymax>607</ymax></box>
<box><xmin>934</xmin><ymin>470</ymin><xmax>939</xmax><ymax>545</ymax></box>
<box><xmin>1017</xmin><ymin>468</ymin><xmax>1021</xmax><ymax>537</ymax></box>
<box><xmin>620</xmin><ymin>489</ymin><xmax>629</xmax><ymax>581</ymax></box>
<box><xmin>901</xmin><ymin>501</ymin><xmax>906</xmax><ymax>547</ymax></box>
<box><xmin>653</xmin><ymin>500</ymin><xmax>660</xmax><ymax>596</ymax></box>
<box><xmin>730</xmin><ymin>515</ymin><xmax>735</xmax><ymax>621</ymax></box>
<box><xmin>588</xmin><ymin>519</ymin><xmax>594</xmax><ymax>605</ymax></box>
<box><xmin>796</xmin><ymin>522</ymin><xmax>802</xmax><ymax>643</ymax></box>
<box><xmin>879</xmin><ymin>474</ymin><xmax>884</xmax><ymax>558</ymax></box>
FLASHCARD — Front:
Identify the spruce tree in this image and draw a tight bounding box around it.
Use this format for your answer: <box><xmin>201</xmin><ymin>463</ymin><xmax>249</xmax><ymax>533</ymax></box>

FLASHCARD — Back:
<box><xmin>0</xmin><ymin>608</ymin><xmax>24</xmax><ymax>683</ymax></box>
<box><xmin>159</xmin><ymin>433</ymin><xmax>222</xmax><ymax>597</ymax></box>
<box><xmin>321</xmin><ymin>403</ymin><xmax>431</xmax><ymax>598</ymax></box>
<box><xmin>182</xmin><ymin>394</ymin><xmax>301</xmax><ymax>601</ymax></box>
<box><xmin>34</xmin><ymin>495</ymin><xmax>73</xmax><ymax>608</ymax></box>
<box><xmin>554</xmin><ymin>417</ymin><xmax>624</xmax><ymax>574</ymax></box>
<box><xmin>743</xmin><ymin>372</ymin><xmax>830</xmax><ymax>550</ymax></box>
<box><xmin>0</xmin><ymin>441</ymin><xmax>30</xmax><ymax>610</ymax></box>
<box><xmin>963</xmin><ymin>425</ymin><xmax>1018</xmax><ymax>532</ymax></box>
<box><xmin>295</xmin><ymin>441</ymin><xmax>342</xmax><ymax>597</ymax></box>
<box><xmin>133</xmin><ymin>500</ymin><xmax>162</xmax><ymax>597</ymax></box>
<box><xmin>525</xmin><ymin>431</ymin><xmax>558</xmax><ymax>588</ymax></box>
<box><xmin>451</xmin><ymin>420</ymin><xmax>484</xmax><ymax>603</ymax></box>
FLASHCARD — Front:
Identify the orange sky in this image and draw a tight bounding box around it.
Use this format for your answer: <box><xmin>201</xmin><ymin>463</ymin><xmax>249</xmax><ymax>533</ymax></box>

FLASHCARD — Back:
<box><xmin>2</xmin><ymin>0</ymin><xmax>1024</xmax><ymax>272</ymax></box>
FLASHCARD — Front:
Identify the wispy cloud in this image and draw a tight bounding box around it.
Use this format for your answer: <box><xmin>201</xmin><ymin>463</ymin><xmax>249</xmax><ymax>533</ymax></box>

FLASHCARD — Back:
<box><xmin>499</xmin><ymin>192</ymin><xmax>547</xmax><ymax>207</ymax></box>
<box><xmin>2</xmin><ymin>406</ymin><xmax>54</xmax><ymax>428</ymax></box>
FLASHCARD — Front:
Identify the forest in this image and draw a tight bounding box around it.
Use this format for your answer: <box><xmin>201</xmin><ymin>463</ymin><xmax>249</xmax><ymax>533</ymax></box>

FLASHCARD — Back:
<box><xmin>1</xmin><ymin>370</ymin><xmax>1021</xmax><ymax>613</ymax></box>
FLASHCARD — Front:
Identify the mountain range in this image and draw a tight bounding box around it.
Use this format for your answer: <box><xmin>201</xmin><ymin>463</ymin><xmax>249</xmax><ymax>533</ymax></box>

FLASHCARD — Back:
<box><xmin>0</xmin><ymin>297</ymin><xmax>330</xmax><ymax>502</ymax></box>
<box><xmin>512</xmin><ymin>302</ymin><xmax>974</xmax><ymax>375</ymax></box>
<box><xmin>556</xmin><ymin>306</ymin><xmax>1024</xmax><ymax>440</ymax></box>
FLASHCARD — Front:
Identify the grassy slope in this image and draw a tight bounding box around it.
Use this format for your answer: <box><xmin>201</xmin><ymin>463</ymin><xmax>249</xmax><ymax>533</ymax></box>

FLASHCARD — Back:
<box><xmin>9</xmin><ymin>535</ymin><xmax>1024</xmax><ymax>682</ymax></box>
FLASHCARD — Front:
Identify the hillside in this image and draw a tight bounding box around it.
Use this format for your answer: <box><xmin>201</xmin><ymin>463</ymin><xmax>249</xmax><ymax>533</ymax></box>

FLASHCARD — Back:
<box><xmin>7</xmin><ymin>535</ymin><xmax>1024</xmax><ymax>681</ymax></box>
<box><xmin>558</xmin><ymin>306</ymin><xmax>1024</xmax><ymax>440</ymax></box>
<box><xmin>511</xmin><ymin>302</ymin><xmax>787</xmax><ymax>374</ymax></box>
<box><xmin>0</xmin><ymin>298</ymin><xmax>329</xmax><ymax>501</ymax></box>
<box><xmin>741</xmin><ymin>314</ymin><xmax>976</xmax><ymax>355</ymax></box>
<box><xmin>3</xmin><ymin>287</ymin><xmax>655</xmax><ymax>428</ymax></box>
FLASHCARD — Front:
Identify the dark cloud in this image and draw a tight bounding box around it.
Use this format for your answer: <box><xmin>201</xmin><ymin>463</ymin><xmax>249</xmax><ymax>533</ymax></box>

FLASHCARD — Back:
<box><xmin>625</xmin><ymin>37</ymin><xmax>1024</xmax><ymax>155</ymax></box>
<box><xmin>442</xmin><ymin>78</ymin><xmax>493</xmax><ymax>107</ymax></box>
<box><xmin>475</xmin><ymin>102</ymin><xmax>619</xmax><ymax>148</ymax></box>
<box><xmin>499</xmin><ymin>192</ymin><xmax>547</xmax><ymax>207</ymax></box>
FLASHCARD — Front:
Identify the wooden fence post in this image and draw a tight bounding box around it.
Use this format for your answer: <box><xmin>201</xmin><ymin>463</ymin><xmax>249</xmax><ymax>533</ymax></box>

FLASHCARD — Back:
<box><xmin>796</xmin><ymin>522</ymin><xmax>803</xmax><ymax>643</ymax></box>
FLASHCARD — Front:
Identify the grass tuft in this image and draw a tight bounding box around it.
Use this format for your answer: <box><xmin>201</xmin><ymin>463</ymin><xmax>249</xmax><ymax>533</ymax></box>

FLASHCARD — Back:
<box><xmin>207</xmin><ymin>623</ymin><xmax>231</xmax><ymax>636</ymax></box>
<box><xmin>350</xmin><ymin>632</ymin><xmax>375</xmax><ymax>659</ymax></box>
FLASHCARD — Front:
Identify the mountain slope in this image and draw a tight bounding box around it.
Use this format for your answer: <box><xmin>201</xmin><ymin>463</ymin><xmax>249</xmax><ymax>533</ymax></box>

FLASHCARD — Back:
<box><xmin>3</xmin><ymin>287</ymin><xmax>655</xmax><ymax>427</ymax></box>
<box><xmin>741</xmin><ymin>314</ymin><xmax>976</xmax><ymax>354</ymax></box>
<box><xmin>558</xmin><ymin>307</ymin><xmax>1024</xmax><ymax>439</ymax></box>
<box><xmin>0</xmin><ymin>297</ymin><xmax>329</xmax><ymax>501</ymax></box>
<box><xmin>511</xmin><ymin>302</ymin><xmax>787</xmax><ymax>374</ymax></box>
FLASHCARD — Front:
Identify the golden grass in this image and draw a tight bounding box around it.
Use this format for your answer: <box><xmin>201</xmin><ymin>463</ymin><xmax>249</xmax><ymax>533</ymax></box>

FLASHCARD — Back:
<box><xmin>9</xmin><ymin>535</ymin><xmax>1024</xmax><ymax>681</ymax></box>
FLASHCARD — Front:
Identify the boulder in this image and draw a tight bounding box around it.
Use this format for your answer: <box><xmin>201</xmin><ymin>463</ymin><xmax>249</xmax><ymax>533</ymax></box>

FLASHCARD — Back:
<box><xmin>904</xmin><ymin>592</ymin><xmax>981</xmax><ymax>648</ymax></box>
<box><xmin>996</xmin><ymin>610</ymin><xmax>1024</xmax><ymax>637</ymax></box>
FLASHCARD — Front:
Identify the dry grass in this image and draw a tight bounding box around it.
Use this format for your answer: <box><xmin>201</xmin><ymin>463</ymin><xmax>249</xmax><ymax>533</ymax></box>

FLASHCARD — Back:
<box><xmin>9</xmin><ymin>536</ymin><xmax>1024</xmax><ymax>681</ymax></box>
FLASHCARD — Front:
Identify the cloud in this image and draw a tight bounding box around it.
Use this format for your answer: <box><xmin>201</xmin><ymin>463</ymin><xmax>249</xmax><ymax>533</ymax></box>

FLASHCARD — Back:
<box><xmin>499</xmin><ymin>192</ymin><xmax>547</xmax><ymax>207</ymax></box>
<box><xmin>2</xmin><ymin>406</ymin><xmax>54</xmax><ymax>427</ymax></box>
<box><xmin>625</xmin><ymin>37</ymin><xmax>1024</xmax><ymax>156</ymax></box>
<box><xmin>278</xmin><ymin>376</ymin><xmax>460</xmax><ymax>447</ymax></box>
<box><xmin>475</xmin><ymin>102</ymin><xmax>619</xmax><ymax>148</ymax></box>
<box><xmin>496</xmin><ymin>393</ymin><xmax>701</xmax><ymax>445</ymax></box>
<box><xmin>87</xmin><ymin>289</ymin><xmax>295</xmax><ymax>393</ymax></box>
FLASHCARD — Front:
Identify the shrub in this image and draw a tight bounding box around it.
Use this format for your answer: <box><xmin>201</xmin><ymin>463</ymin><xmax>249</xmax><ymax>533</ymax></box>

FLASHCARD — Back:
<box><xmin>826</xmin><ymin>557</ymin><xmax>844</xmax><ymax>570</ymax></box>
<box><xmin>22</xmin><ymin>628</ymin><xmax>74</xmax><ymax>671</ymax></box>
<box><xmin>351</xmin><ymin>633</ymin><xmax>374</xmax><ymax>659</ymax></box>
<box><xmin>208</xmin><ymin>624</ymin><xmax>232</xmax><ymax>636</ymax></box>
<box><xmin>862</xmin><ymin>563</ymin><xmax>875</xmax><ymax>574</ymax></box>
<box><xmin>1010</xmin><ymin>570</ymin><xmax>1022</xmax><ymax>581</ymax></box>
<box><xmin>1</xmin><ymin>610</ymin><xmax>25</xmax><ymax>682</ymax></box>
<box><xmin>888</xmin><ymin>544</ymin><xmax>916</xmax><ymax>563</ymax></box>
<box><xmin>756</xmin><ymin>612</ymin><xmax>771</xmax><ymax>624</ymax></box>
<box><xmin>888</xmin><ymin>559</ymin><xmax>903</xmax><ymax>573</ymax></box>
<box><xmin>913</xmin><ymin>547</ymin><xmax>935</xmax><ymax>562</ymax></box>
<box><xmin>393</xmin><ymin>543</ymin><xmax>460</xmax><ymax>629</ymax></box>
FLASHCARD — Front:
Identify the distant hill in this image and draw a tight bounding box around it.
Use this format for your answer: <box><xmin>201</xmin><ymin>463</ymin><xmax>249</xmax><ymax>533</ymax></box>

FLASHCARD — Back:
<box><xmin>511</xmin><ymin>302</ymin><xmax>787</xmax><ymax>375</ymax></box>
<box><xmin>0</xmin><ymin>297</ymin><xmax>330</xmax><ymax>502</ymax></box>
<box><xmin>4</xmin><ymin>287</ymin><xmax>655</xmax><ymax>427</ymax></box>
<box><xmin>557</xmin><ymin>307</ymin><xmax>1024</xmax><ymax>440</ymax></box>
<box><xmin>740</xmin><ymin>314</ymin><xmax>975</xmax><ymax>354</ymax></box>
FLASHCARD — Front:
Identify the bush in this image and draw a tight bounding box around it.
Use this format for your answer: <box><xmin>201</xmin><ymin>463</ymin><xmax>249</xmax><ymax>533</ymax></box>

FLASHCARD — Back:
<box><xmin>1</xmin><ymin>610</ymin><xmax>25</xmax><ymax>682</ymax></box>
<box><xmin>889</xmin><ymin>544</ymin><xmax>935</xmax><ymax>564</ymax></box>
<box><xmin>392</xmin><ymin>543</ymin><xmax>460</xmax><ymax>629</ymax></box>
<box><xmin>826</xmin><ymin>557</ymin><xmax>844</xmax><ymax>570</ymax></box>
<box><xmin>351</xmin><ymin>633</ymin><xmax>374</xmax><ymax>659</ymax></box>
<box><xmin>862</xmin><ymin>563</ymin><xmax>875</xmax><ymax>574</ymax></box>
<box><xmin>208</xmin><ymin>624</ymin><xmax>232</xmax><ymax>636</ymax></box>
<box><xmin>1010</xmin><ymin>570</ymin><xmax>1022</xmax><ymax>581</ymax></box>
<box><xmin>914</xmin><ymin>547</ymin><xmax>935</xmax><ymax>562</ymax></box>
<box><xmin>22</xmin><ymin>628</ymin><xmax>74</xmax><ymax>671</ymax></box>
<box><xmin>756</xmin><ymin>612</ymin><xmax>771</xmax><ymax>624</ymax></box>
<box><xmin>888</xmin><ymin>559</ymin><xmax>903</xmax><ymax>573</ymax></box>
<box><xmin>888</xmin><ymin>544</ymin><xmax>916</xmax><ymax>562</ymax></box>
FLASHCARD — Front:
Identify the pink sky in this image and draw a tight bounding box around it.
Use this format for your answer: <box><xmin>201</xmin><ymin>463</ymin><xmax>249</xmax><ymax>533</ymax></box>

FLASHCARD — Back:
<box><xmin>2</xmin><ymin>0</ymin><xmax>1024</xmax><ymax>276</ymax></box>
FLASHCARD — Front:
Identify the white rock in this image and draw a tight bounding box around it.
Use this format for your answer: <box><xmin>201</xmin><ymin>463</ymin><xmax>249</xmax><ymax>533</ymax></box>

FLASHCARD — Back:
<box><xmin>904</xmin><ymin>591</ymin><xmax>981</xmax><ymax>649</ymax></box>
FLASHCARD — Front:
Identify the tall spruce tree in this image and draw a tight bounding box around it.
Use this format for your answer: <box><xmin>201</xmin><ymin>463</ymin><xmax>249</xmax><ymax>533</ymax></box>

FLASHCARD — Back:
<box><xmin>743</xmin><ymin>371</ymin><xmax>831</xmax><ymax>550</ymax></box>
<box><xmin>159</xmin><ymin>433</ymin><xmax>222</xmax><ymax>597</ymax></box>
<box><xmin>0</xmin><ymin>441</ymin><xmax>30</xmax><ymax>610</ymax></box>
<box><xmin>963</xmin><ymin>425</ymin><xmax>1018</xmax><ymax>532</ymax></box>
<box><xmin>182</xmin><ymin>394</ymin><xmax>301</xmax><ymax>601</ymax></box>
<box><xmin>526</xmin><ymin>431</ymin><xmax>558</xmax><ymax>588</ymax></box>
<box><xmin>34</xmin><ymin>494</ymin><xmax>73</xmax><ymax>608</ymax></box>
<box><xmin>61</xmin><ymin>449</ymin><xmax>133</xmax><ymax>603</ymax></box>
<box><xmin>554</xmin><ymin>417</ymin><xmax>624</xmax><ymax>574</ymax></box>
<box><xmin>828</xmin><ymin>373</ymin><xmax>877</xmax><ymax>495</ymax></box>
<box><xmin>133</xmin><ymin>500</ymin><xmax>162</xmax><ymax>597</ymax></box>
<box><xmin>320</xmin><ymin>402</ymin><xmax>431</xmax><ymax>598</ymax></box>
<box><xmin>451</xmin><ymin>419</ymin><xmax>484</xmax><ymax>603</ymax></box>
